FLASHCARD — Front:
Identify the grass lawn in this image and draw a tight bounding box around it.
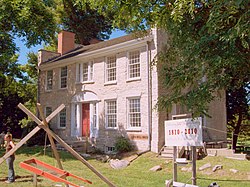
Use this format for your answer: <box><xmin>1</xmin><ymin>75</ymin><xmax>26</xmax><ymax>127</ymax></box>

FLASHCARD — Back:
<box><xmin>0</xmin><ymin>146</ymin><xmax>249</xmax><ymax>187</ymax></box>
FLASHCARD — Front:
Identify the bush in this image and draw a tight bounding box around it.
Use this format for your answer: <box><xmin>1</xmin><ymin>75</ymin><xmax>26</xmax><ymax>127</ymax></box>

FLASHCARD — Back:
<box><xmin>114</xmin><ymin>136</ymin><xmax>133</xmax><ymax>153</ymax></box>
<box><xmin>21</xmin><ymin>121</ymin><xmax>47</xmax><ymax>146</ymax></box>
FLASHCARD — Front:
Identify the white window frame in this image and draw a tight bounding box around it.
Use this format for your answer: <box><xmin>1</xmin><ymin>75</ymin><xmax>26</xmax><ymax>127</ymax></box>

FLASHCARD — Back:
<box><xmin>58</xmin><ymin>108</ymin><xmax>66</xmax><ymax>129</ymax></box>
<box><xmin>127</xmin><ymin>50</ymin><xmax>141</xmax><ymax>81</ymax></box>
<box><xmin>60</xmin><ymin>66</ymin><xmax>67</xmax><ymax>89</ymax></box>
<box><xmin>76</xmin><ymin>61</ymin><xmax>94</xmax><ymax>83</ymax></box>
<box><xmin>127</xmin><ymin>97</ymin><xmax>141</xmax><ymax>130</ymax></box>
<box><xmin>92</xmin><ymin>103</ymin><xmax>97</xmax><ymax>129</ymax></box>
<box><xmin>105</xmin><ymin>55</ymin><xmax>117</xmax><ymax>84</ymax></box>
<box><xmin>46</xmin><ymin>70</ymin><xmax>53</xmax><ymax>91</ymax></box>
<box><xmin>105</xmin><ymin>100</ymin><xmax>117</xmax><ymax>129</ymax></box>
<box><xmin>105</xmin><ymin>146</ymin><xmax>115</xmax><ymax>153</ymax></box>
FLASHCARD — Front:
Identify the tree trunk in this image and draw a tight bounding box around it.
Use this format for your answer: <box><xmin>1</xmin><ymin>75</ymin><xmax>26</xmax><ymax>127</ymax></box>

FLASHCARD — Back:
<box><xmin>232</xmin><ymin>112</ymin><xmax>242</xmax><ymax>151</ymax></box>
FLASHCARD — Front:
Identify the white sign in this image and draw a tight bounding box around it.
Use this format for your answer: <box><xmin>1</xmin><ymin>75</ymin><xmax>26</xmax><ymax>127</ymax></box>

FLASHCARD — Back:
<box><xmin>165</xmin><ymin>117</ymin><xmax>203</xmax><ymax>146</ymax></box>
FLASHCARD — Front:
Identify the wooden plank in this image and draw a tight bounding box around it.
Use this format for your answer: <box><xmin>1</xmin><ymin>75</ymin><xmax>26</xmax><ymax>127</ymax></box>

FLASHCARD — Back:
<box><xmin>0</xmin><ymin>103</ymin><xmax>65</xmax><ymax>165</ymax></box>
<box><xmin>37</xmin><ymin>103</ymin><xmax>63</xmax><ymax>170</ymax></box>
<box><xmin>40</xmin><ymin>125</ymin><xmax>117</xmax><ymax>187</ymax></box>
<box><xmin>191</xmin><ymin>147</ymin><xmax>197</xmax><ymax>185</ymax></box>
<box><xmin>173</xmin><ymin>181</ymin><xmax>199</xmax><ymax>187</ymax></box>
<box><xmin>0</xmin><ymin>126</ymin><xmax>41</xmax><ymax>164</ymax></box>
<box><xmin>18</xmin><ymin>104</ymin><xmax>115</xmax><ymax>187</ymax></box>
<box><xmin>173</xmin><ymin>146</ymin><xmax>177</xmax><ymax>182</ymax></box>
<box><xmin>46</xmin><ymin>104</ymin><xmax>65</xmax><ymax>122</ymax></box>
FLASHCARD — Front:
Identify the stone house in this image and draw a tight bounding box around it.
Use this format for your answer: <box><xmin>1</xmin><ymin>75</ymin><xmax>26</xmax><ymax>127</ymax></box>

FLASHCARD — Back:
<box><xmin>37</xmin><ymin>29</ymin><xmax>227</xmax><ymax>153</ymax></box>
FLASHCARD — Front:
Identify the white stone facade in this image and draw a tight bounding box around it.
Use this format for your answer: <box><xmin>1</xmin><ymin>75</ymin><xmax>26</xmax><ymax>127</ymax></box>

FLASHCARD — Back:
<box><xmin>38</xmin><ymin>29</ymin><xmax>227</xmax><ymax>153</ymax></box>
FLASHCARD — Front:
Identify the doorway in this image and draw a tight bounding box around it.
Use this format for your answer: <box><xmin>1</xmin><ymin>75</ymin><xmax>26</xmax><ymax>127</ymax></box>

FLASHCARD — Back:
<box><xmin>82</xmin><ymin>103</ymin><xmax>90</xmax><ymax>137</ymax></box>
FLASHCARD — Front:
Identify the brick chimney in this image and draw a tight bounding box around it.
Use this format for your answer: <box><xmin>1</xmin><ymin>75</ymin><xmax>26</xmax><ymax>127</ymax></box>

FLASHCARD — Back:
<box><xmin>58</xmin><ymin>31</ymin><xmax>75</xmax><ymax>55</ymax></box>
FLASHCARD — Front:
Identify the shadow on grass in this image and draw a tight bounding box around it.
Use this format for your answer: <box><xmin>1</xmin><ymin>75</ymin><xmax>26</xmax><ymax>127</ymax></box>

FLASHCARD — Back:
<box><xmin>0</xmin><ymin>145</ymin><xmax>78</xmax><ymax>161</ymax></box>
<box><xmin>197</xmin><ymin>177</ymin><xmax>250</xmax><ymax>182</ymax></box>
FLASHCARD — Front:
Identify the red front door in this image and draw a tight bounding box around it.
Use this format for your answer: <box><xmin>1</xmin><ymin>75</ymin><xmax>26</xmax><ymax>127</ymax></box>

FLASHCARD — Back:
<box><xmin>82</xmin><ymin>103</ymin><xmax>90</xmax><ymax>137</ymax></box>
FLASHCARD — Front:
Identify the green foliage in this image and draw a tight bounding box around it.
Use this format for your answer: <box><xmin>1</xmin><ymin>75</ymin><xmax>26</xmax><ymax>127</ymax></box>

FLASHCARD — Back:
<box><xmin>0</xmin><ymin>147</ymin><xmax>250</xmax><ymax>187</ymax></box>
<box><xmin>114</xmin><ymin>136</ymin><xmax>133</xmax><ymax>153</ymax></box>
<box><xmin>21</xmin><ymin>121</ymin><xmax>47</xmax><ymax>146</ymax></box>
<box><xmin>89</xmin><ymin>0</ymin><xmax>249</xmax><ymax>117</ymax></box>
<box><xmin>0</xmin><ymin>0</ymin><xmax>56</xmax><ymax>136</ymax></box>
<box><xmin>57</xmin><ymin>0</ymin><xmax>113</xmax><ymax>45</ymax></box>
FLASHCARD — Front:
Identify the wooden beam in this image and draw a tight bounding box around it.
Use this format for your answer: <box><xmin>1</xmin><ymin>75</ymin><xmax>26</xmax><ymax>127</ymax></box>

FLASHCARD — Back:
<box><xmin>191</xmin><ymin>147</ymin><xmax>197</xmax><ymax>185</ymax></box>
<box><xmin>0</xmin><ymin>126</ymin><xmax>41</xmax><ymax>165</ymax></box>
<box><xmin>37</xmin><ymin>103</ymin><xmax>64</xmax><ymax>170</ymax></box>
<box><xmin>0</xmin><ymin>103</ymin><xmax>65</xmax><ymax>165</ymax></box>
<box><xmin>17</xmin><ymin>103</ymin><xmax>116</xmax><ymax>187</ymax></box>
<box><xmin>40</xmin><ymin>125</ymin><xmax>117</xmax><ymax>187</ymax></box>
<box><xmin>173</xmin><ymin>146</ymin><xmax>177</xmax><ymax>182</ymax></box>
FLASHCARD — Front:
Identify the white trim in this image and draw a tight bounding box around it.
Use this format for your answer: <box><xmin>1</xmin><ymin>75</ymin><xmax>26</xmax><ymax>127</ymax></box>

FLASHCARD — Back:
<box><xmin>105</xmin><ymin>55</ymin><xmax>117</xmax><ymax>83</ymax></box>
<box><xmin>126</xmin><ymin>49</ymin><xmax>141</xmax><ymax>81</ymax></box>
<box><xmin>45</xmin><ymin>70</ymin><xmax>53</xmax><ymax>91</ymax></box>
<box><xmin>105</xmin><ymin>99</ymin><xmax>118</xmax><ymax>129</ymax></box>
<box><xmin>126</xmin><ymin>97</ymin><xmax>142</xmax><ymax>130</ymax></box>
<box><xmin>39</xmin><ymin>36</ymin><xmax>153</xmax><ymax>71</ymax></box>
<box><xmin>58</xmin><ymin>108</ymin><xmax>67</xmax><ymax>129</ymax></box>
<box><xmin>59</xmin><ymin>66</ymin><xmax>68</xmax><ymax>89</ymax></box>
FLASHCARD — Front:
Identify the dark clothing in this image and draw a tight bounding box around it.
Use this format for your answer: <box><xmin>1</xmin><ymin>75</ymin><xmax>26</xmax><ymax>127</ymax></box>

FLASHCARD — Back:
<box><xmin>5</xmin><ymin>141</ymin><xmax>15</xmax><ymax>182</ymax></box>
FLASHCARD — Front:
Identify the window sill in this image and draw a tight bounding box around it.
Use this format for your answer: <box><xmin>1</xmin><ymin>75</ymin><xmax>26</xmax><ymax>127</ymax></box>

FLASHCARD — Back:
<box><xmin>126</xmin><ymin>128</ymin><xmax>142</xmax><ymax>132</ymax></box>
<box><xmin>126</xmin><ymin>78</ymin><xmax>141</xmax><ymax>83</ymax></box>
<box><xmin>104</xmin><ymin>81</ymin><xmax>117</xmax><ymax>86</ymax></box>
<box><xmin>57</xmin><ymin>127</ymin><xmax>66</xmax><ymax>130</ymax></box>
<box><xmin>59</xmin><ymin>87</ymin><xmax>67</xmax><ymax>90</ymax></box>
<box><xmin>105</xmin><ymin>127</ymin><xmax>118</xmax><ymax>130</ymax></box>
<box><xmin>82</xmin><ymin>81</ymin><xmax>95</xmax><ymax>84</ymax></box>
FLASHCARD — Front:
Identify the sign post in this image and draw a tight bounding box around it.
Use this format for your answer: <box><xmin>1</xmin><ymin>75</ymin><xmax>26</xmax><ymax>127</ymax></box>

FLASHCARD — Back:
<box><xmin>165</xmin><ymin>117</ymin><xmax>203</xmax><ymax>186</ymax></box>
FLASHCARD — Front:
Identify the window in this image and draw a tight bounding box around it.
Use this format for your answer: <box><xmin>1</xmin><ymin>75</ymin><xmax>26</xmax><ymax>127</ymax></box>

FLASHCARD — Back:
<box><xmin>45</xmin><ymin>107</ymin><xmax>52</xmax><ymax>117</ymax></box>
<box><xmin>105</xmin><ymin>100</ymin><xmax>117</xmax><ymax>128</ymax></box>
<box><xmin>93</xmin><ymin>103</ymin><xmax>97</xmax><ymax>128</ymax></box>
<box><xmin>128</xmin><ymin>51</ymin><xmax>140</xmax><ymax>79</ymax></box>
<box><xmin>46</xmin><ymin>70</ymin><xmax>53</xmax><ymax>91</ymax></box>
<box><xmin>106</xmin><ymin>146</ymin><xmax>115</xmax><ymax>153</ymax></box>
<box><xmin>128</xmin><ymin>98</ymin><xmax>141</xmax><ymax>128</ymax></box>
<box><xmin>59</xmin><ymin>108</ymin><xmax>66</xmax><ymax>128</ymax></box>
<box><xmin>76</xmin><ymin>62</ymin><xmax>93</xmax><ymax>83</ymax></box>
<box><xmin>106</xmin><ymin>56</ymin><xmax>116</xmax><ymax>82</ymax></box>
<box><xmin>60</xmin><ymin>66</ymin><xmax>67</xmax><ymax>88</ymax></box>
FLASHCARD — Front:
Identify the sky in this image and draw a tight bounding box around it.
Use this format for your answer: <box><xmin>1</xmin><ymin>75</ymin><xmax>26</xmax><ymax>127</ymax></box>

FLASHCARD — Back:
<box><xmin>15</xmin><ymin>30</ymin><xmax>126</xmax><ymax>65</ymax></box>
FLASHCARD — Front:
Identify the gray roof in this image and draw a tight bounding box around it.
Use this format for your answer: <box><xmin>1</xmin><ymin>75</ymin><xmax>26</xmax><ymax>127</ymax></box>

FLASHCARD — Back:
<box><xmin>41</xmin><ymin>31</ymin><xmax>150</xmax><ymax>65</ymax></box>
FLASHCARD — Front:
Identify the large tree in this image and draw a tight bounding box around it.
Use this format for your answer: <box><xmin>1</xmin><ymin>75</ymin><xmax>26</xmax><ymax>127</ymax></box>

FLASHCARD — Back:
<box><xmin>88</xmin><ymin>0</ymin><xmax>249</xmax><ymax>146</ymax></box>
<box><xmin>0</xmin><ymin>0</ymin><xmax>57</xmax><ymax>135</ymax></box>
<box><xmin>60</xmin><ymin>0</ymin><xmax>113</xmax><ymax>45</ymax></box>
<box><xmin>227</xmin><ymin>83</ymin><xmax>250</xmax><ymax>150</ymax></box>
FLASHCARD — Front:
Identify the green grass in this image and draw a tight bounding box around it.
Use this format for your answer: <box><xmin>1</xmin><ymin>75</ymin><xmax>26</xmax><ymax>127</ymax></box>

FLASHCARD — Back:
<box><xmin>0</xmin><ymin>146</ymin><xmax>249</xmax><ymax>187</ymax></box>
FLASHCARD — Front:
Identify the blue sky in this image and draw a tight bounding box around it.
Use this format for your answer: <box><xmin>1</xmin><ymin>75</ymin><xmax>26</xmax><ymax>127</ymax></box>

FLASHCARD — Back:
<box><xmin>15</xmin><ymin>30</ymin><xmax>126</xmax><ymax>65</ymax></box>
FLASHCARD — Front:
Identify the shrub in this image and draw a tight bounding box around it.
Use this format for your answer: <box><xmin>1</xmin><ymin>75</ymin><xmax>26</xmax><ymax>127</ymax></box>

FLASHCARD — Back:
<box><xmin>114</xmin><ymin>136</ymin><xmax>133</xmax><ymax>153</ymax></box>
<box><xmin>21</xmin><ymin>121</ymin><xmax>47</xmax><ymax>146</ymax></box>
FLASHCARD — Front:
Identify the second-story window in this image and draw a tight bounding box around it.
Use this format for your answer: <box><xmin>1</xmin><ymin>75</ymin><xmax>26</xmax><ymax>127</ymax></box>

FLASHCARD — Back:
<box><xmin>128</xmin><ymin>50</ymin><xmax>140</xmax><ymax>79</ymax></box>
<box><xmin>60</xmin><ymin>66</ymin><xmax>67</xmax><ymax>88</ymax></box>
<box><xmin>46</xmin><ymin>70</ymin><xmax>53</xmax><ymax>91</ymax></box>
<box><xmin>76</xmin><ymin>62</ymin><xmax>93</xmax><ymax>83</ymax></box>
<box><xmin>106</xmin><ymin>56</ymin><xmax>116</xmax><ymax>82</ymax></box>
